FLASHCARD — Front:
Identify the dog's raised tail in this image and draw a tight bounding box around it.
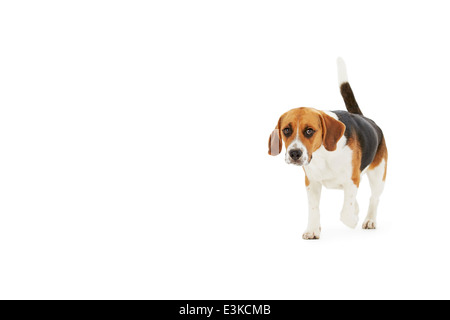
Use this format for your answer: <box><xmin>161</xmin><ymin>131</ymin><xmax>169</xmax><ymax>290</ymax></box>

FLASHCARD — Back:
<box><xmin>337</xmin><ymin>57</ymin><xmax>363</xmax><ymax>115</ymax></box>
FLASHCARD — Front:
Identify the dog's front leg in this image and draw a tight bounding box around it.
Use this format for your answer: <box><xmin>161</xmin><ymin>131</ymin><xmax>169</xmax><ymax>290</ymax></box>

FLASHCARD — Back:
<box><xmin>303</xmin><ymin>180</ymin><xmax>322</xmax><ymax>240</ymax></box>
<box><xmin>340</xmin><ymin>183</ymin><xmax>359</xmax><ymax>228</ymax></box>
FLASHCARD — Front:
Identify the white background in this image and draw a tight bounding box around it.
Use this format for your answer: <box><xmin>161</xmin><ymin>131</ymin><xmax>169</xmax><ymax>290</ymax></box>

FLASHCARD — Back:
<box><xmin>1</xmin><ymin>1</ymin><xmax>449</xmax><ymax>300</ymax></box>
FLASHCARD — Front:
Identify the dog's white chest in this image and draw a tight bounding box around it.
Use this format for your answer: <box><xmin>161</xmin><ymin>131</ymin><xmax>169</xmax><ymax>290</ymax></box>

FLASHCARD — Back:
<box><xmin>303</xmin><ymin>142</ymin><xmax>353</xmax><ymax>189</ymax></box>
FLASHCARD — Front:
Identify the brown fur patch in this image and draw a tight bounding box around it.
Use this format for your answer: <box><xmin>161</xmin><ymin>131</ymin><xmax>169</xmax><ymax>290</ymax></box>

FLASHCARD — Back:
<box><xmin>303</xmin><ymin>168</ymin><xmax>310</xmax><ymax>186</ymax></box>
<box><xmin>347</xmin><ymin>135</ymin><xmax>361</xmax><ymax>187</ymax></box>
<box><xmin>369</xmin><ymin>137</ymin><xmax>388</xmax><ymax>180</ymax></box>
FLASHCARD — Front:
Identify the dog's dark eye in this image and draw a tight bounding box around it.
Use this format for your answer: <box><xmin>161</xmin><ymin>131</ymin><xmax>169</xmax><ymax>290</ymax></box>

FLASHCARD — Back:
<box><xmin>283</xmin><ymin>128</ymin><xmax>292</xmax><ymax>137</ymax></box>
<box><xmin>304</xmin><ymin>128</ymin><xmax>315</xmax><ymax>138</ymax></box>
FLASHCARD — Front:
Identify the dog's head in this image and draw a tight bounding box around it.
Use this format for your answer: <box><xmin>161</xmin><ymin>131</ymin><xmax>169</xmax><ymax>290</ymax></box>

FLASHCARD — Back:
<box><xmin>268</xmin><ymin>107</ymin><xmax>346</xmax><ymax>166</ymax></box>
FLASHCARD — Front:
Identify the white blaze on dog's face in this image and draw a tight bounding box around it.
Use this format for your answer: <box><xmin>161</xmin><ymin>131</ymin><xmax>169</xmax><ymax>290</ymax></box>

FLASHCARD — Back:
<box><xmin>268</xmin><ymin>107</ymin><xmax>346</xmax><ymax>166</ymax></box>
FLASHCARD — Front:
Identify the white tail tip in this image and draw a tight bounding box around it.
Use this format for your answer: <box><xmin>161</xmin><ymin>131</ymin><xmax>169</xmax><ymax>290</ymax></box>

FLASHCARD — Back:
<box><xmin>337</xmin><ymin>57</ymin><xmax>348</xmax><ymax>86</ymax></box>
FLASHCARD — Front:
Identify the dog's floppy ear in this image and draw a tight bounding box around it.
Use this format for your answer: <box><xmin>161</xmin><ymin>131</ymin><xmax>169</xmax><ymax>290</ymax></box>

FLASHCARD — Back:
<box><xmin>268</xmin><ymin>115</ymin><xmax>285</xmax><ymax>156</ymax></box>
<box><xmin>268</xmin><ymin>128</ymin><xmax>282</xmax><ymax>156</ymax></box>
<box><xmin>320</xmin><ymin>112</ymin><xmax>346</xmax><ymax>151</ymax></box>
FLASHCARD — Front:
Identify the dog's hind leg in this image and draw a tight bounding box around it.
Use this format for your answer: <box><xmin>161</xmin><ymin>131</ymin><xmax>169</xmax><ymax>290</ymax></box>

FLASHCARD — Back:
<box><xmin>363</xmin><ymin>159</ymin><xmax>387</xmax><ymax>229</ymax></box>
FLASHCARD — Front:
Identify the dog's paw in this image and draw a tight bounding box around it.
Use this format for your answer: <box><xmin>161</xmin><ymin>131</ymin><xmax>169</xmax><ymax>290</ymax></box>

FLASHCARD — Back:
<box><xmin>340</xmin><ymin>212</ymin><xmax>358</xmax><ymax>229</ymax></box>
<box><xmin>302</xmin><ymin>228</ymin><xmax>321</xmax><ymax>240</ymax></box>
<box><xmin>362</xmin><ymin>219</ymin><xmax>376</xmax><ymax>229</ymax></box>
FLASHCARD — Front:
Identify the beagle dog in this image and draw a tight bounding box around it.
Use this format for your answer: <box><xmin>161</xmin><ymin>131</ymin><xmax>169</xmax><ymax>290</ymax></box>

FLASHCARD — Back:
<box><xmin>268</xmin><ymin>58</ymin><xmax>387</xmax><ymax>239</ymax></box>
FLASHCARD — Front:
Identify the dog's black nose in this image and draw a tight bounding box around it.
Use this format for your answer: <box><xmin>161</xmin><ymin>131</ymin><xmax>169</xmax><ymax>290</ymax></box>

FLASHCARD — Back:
<box><xmin>289</xmin><ymin>149</ymin><xmax>302</xmax><ymax>161</ymax></box>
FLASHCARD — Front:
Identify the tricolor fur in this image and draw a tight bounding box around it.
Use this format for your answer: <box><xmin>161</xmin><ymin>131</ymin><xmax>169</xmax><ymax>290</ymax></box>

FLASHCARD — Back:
<box><xmin>268</xmin><ymin>58</ymin><xmax>388</xmax><ymax>239</ymax></box>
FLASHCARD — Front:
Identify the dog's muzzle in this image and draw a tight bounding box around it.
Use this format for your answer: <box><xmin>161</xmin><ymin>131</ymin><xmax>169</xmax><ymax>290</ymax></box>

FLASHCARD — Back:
<box><xmin>286</xmin><ymin>148</ymin><xmax>307</xmax><ymax>166</ymax></box>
